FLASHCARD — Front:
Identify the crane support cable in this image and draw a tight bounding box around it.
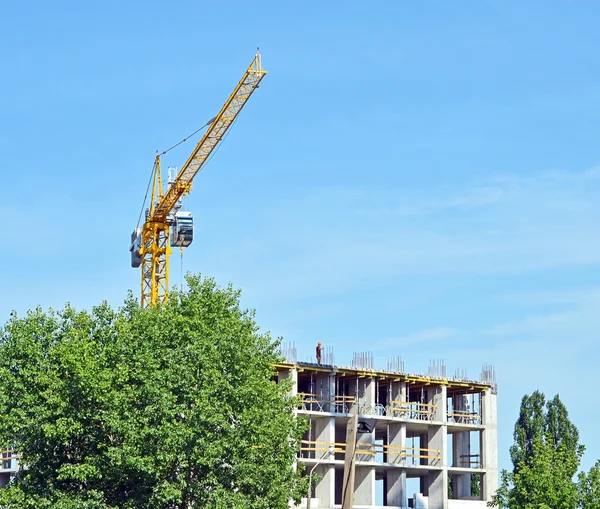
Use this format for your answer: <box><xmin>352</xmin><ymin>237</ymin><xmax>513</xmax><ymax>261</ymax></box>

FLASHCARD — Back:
<box><xmin>136</xmin><ymin>121</ymin><xmax>213</xmax><ymax>229</ymax></box>
<box><xmin>152</xmin><ymin>53</ymin><xmax>266</xmax><ymax>220</ymax></box>
<box><xmin>159</xmin><ymin>119</ymin><xmax>214</xmax><ymax>156</ymax></box>
<box><xmin>135</xmin><ymin>157</ymin><xmax>159</xmax><ymax>229</ymax></box>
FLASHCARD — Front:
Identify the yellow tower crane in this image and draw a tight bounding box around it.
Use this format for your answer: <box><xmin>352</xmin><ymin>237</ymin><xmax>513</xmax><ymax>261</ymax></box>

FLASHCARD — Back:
<box><xmin>130</xmin><ymin>52</ymin><xmax>267</xmax><ymax>308</ymax></box>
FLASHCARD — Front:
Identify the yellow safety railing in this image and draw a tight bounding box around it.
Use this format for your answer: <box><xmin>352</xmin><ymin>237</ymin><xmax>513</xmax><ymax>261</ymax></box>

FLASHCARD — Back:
<box><xmin>447</xmin><ymin>411</ymin><xmax>482</xmax><ymax>425</ymax></box>
<box><xmin>298</xmin><ymin>439</ymin><xmax>441</xmax><ymax>466</ymax></box>
<box><xmin>388</xmin><ymin>401</ymin><xmax>438</xmax><ymax>421</ymax></box>
<box><xmin>297</xmin><ymin>394</ymin><xmax>440</xmax><ymax>421</ymax></box>
<box><xmin>298</xmin><ymin>393</ymin><xmax>356</xmax><ymax>413</ymax></box>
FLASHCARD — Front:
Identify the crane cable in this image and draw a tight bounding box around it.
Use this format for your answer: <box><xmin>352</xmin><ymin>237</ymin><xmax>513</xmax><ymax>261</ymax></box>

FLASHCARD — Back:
<box><xmin>135</xmin><ymin>118</ymin><xmax>214</xmax><ymax>229</ymax></box>
<box><xmin>172</xmin><ymin>113</ymin><xmax>241</xmax><ymax>294</ymax></box>
<box><xmin>135</xmin><ymin>157</ymin><xmax>159</xmax><ymax>229</ymax></box>
<box><xmin>159</xmin><ymin>118</ymin><xmax>215</xmax><ymax>156</ymax></box>
<box><xmin>135</xmin><ymin>104</ymin><xmax>245</xmax><ymax>230</ymax></box>
<box><xmin>180</xmin><ymin>245</ymin><xmax>184</xmax><ymax>292</ymax></box>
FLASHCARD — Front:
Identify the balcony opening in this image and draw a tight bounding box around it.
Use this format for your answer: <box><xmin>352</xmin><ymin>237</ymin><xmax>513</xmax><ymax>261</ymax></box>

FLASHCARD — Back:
<box><xmin>447</xmin><ymin>389</ymin><xmax>482</xmax><ymax>425</ymax></box>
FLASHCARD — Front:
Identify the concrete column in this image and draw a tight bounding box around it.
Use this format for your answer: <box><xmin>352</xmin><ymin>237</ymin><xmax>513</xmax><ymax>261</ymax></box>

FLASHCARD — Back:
<box><xmin>428</xmin><ymin>385</ymin><xmax>447</xmax><ymax>423</ymax></box>
<box><xmin>427</xmin><ymin>425</ymin><xmax>446</xmax><ymax>468</ymax></box>
<box><xmin>347</xmin><ymin>378</ymin><xmax>358</xmax><ymax>410</ymax></box>
<box><xmin>354</xmin><ymin>466</ymin><xmax>375</xmax><ymax>506</ymax></box>
<box><xmin>428</xmin><ymin>469</ymin><xmax>448</xmax><ymax>509</ymax></box>
<box><xmin>277</xmin><ymin>367</ymin><xmax>297</xmax><ymax>397</ymax></box>
<box><xmin>424</xmin><ymin>384</ymin><xmax>448</xmax><ymax>508</ymax></box>
<box><xmin>386</xmin><ymin>470</ymin><xmax>407</xmax><ymax>507</ymax></box>
<box><xmin>314</xmin><ymin>416</ymin><xmax>334</xmax><ymax>448</ymax></box>
<box><xmin>453</xmin><ymin>431</ymin><xmax>472</xmax><ymax>497</ymax></box>
<box><xmin>426</xmin><ymin>385</ymin><xmax>447</xmax><ymax>467</ymax></box>
<box><xmin>315</xmin><ymin>463</ymin><xmax>335</xmax><ymax>508</ymax></box>
<box><xmin>390</xmin><ymin>379</ymin><xmax>405</xmax><ymax>402</ymax></box>
<box><xmin>356</xmin><ymin>378</ymin><xmax>376</xmax><ymax>505</ymax></box>
<box><xmin>327</xmin><ymin>373</ymin><xmax>336</xmax><ymax>413</ymax></box>
<box><xmin>387</xmin><ymin>422</ymin><xmax>406</xmax><ymax>464</ymax></box>
<box><xmin>314</xmin><ymin>416</ymin><xmax>335</xmax><ymax>507</ymax></box>
<box><xmin>356</xmin><ymin>377</ymin><xmax>375</xmax><ymax>462</ymax></box>
<box><xmin>356</xmin><ymin>425</ymin><xmax>375</xmax><ymax>462</ymax></box>
<box><xmin>388</xmin><ymin>380</ymin><xmax>404</xmax><ymax>418</ymax></box>
<box><xmin>452</xmin><ymin>394</ymin><xmax>470</xmax><ymax>423</ymax></box>
<box><xmin>363</xmin><ymin>376</ymin><xmax>376</xmax><ymax>408</ymax></box>
<box><xmin>481</xmin><ymin>388</ymin><xmax>498</xmax><ymax>501</ymax></box>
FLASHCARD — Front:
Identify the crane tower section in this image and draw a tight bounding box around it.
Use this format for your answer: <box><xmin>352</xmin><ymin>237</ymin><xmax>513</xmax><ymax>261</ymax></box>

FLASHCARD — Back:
<box><xmin>130</xmin><ymin>53</ymin><xmax>267</xmax><ymax>308</ymax></box>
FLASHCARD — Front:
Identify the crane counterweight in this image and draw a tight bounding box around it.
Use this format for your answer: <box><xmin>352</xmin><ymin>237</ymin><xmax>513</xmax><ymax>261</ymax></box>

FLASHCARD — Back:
<box><xmin>171</xmin><ymin>212</ymin><xmax>194</xmax><ymax>248</ymax></box>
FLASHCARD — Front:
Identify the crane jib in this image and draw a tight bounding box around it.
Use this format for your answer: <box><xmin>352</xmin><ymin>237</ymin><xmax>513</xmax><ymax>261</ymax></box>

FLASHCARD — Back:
<box><xmin>152</xmin><ymin>59</ymin><xmax>266</xmax><ymax>221</ymax></box>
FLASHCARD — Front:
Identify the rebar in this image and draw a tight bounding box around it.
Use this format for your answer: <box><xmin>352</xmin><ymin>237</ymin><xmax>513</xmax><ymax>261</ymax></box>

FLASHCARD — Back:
<box><xmin>480</xmin><ymin>363</ymin><xmax>496</xmax><ymax>383</ymax></box>
<box><xmin>279</xmin><ymin>340</ymin><xmax>297</xmax><ymax>363</ymax></box>
<box><xmin>387</xmin><ymin>355</ymin><xmax>405</xmax><ymax>372</ymax></box>
<box><xmin>352</xmin><ymin>351</ymin><xmax>374</xmax><ymax>369</ymax></box>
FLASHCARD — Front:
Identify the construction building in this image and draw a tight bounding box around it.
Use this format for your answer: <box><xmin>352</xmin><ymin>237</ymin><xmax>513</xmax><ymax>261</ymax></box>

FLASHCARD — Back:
<box><xmin>277</xmin><ymin>351</ymin><xmax>498</xmax><ymax>509</ymax></box>
<box><xmin>0</xmin><ymin>352</ymin><xmax>498</xmax><ymax>509</ymax></box>
<box><xmin>0</xmin><ymin>450</ymin><xmax>17</xmax><ymax>488</ymax></box>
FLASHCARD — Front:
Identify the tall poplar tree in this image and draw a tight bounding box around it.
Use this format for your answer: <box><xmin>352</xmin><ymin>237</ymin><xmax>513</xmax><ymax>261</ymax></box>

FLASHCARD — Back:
<box><xmin>490</xmin><ymin>391</ymin><xmax>584</xmax><ymax>508</ymax></box>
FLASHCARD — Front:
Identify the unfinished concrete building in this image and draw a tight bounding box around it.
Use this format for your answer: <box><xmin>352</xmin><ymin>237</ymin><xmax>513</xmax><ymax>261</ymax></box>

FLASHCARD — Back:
<box><xmin>277</xmin><ymin>356</ymin><xmax>498</xmax><ymax>509</ymax></box>
<box><xmin>0</xmin><ymin>450</ymin><xmax>17</xmax><ymax>487</ymax></box>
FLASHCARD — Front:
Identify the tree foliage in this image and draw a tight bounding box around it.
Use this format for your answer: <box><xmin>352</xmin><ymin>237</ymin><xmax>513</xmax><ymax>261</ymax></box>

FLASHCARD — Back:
<box><xmin>471</xmin><ymin>473</ymin><xmax>481</xmax><ymax>498</ymax></box>
<box><xmin>449</xmin><ymin>474</ymin><xmax>480</xmax><ymax>500</ymax></box>
<box><xmin>579</xmin><ymin>461</ymin><xmax>600</xmax><ymax>509</ymax></box>
<box><xmin>490</xmin><ymin>391</ymin><xmax>582</xmax><ymax>508</ymax></box>
<box><xmin>489</xmin><ymin>391</ymin><xmax>586</xmax><ymax>508</ymax></box>
<box><xmin>0</xmin><ymin>275</ymin><xmax>306</xmax><ymax>508</ymax></box>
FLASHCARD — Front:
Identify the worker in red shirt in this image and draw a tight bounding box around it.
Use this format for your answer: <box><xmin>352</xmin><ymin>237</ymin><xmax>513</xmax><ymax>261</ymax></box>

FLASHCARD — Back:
<box><xmin>316</xmin><ymin>342</ymin><xmax>323</xmax><ymax>365</ymax></box>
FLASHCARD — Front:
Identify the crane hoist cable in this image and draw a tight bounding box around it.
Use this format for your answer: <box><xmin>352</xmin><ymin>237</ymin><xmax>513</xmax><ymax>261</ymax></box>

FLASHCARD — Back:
<box><xmin>130</xmin><ymin>51</ymin><xmax>267</xmax><ymax>308</ymax></box>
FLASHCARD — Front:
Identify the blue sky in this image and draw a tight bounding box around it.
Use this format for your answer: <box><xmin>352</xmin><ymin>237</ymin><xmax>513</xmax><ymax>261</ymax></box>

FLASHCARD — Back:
<box><xmin>2</xmin><ymin>1</ymin><xmax>600</xmax><ymax>475</ymax></box>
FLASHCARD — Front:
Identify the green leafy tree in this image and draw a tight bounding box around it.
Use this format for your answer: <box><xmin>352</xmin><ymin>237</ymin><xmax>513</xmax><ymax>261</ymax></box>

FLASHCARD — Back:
<box><xmin>509</xmin><ymin>391</ymin><xmax>546</xmax><ymax>469</ymax></box>
<box><xmin>471</xmin><ymin>473</ymin><xmax>481</xmax><ymax>498</ymax></box>
<box><xmin>449</xmin><ymin>474</ymin><xmax>480</xmax><ymax>500</ymax></box>
<box><xmin>489</xmin><ymin>391</ymin><xmax>584</xmax><ymax>508</ymax></box>
<box><xmin>0</xmin><ymin>275</ymin><xmax>306</xmax><ymax>508</ymax></box>
<box><xmin>579</xmin><ymin>460</ymin><xmax>600</xmax><ymax>509</ymax></box>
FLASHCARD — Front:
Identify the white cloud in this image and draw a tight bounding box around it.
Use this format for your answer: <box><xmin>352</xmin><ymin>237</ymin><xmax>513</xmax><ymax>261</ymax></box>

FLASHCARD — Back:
<box><xmin>197</xmin><ymin>166</ymin><xmax>600</xmax><ymax>303</ymax></box>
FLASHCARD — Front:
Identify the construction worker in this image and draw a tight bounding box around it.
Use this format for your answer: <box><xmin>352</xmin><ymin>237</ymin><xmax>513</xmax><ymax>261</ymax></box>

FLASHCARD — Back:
<box><xmin>316</xmin><ymin>342</ymin><xmax>323</xmax><ymax>365</ymax></box>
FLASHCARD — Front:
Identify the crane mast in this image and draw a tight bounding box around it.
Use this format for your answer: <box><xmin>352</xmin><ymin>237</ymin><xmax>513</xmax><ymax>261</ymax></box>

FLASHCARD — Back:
<box><xmin>131</xmin><ymin>53</ymin><xmax>267</xmax><ymax>308</ymax></box>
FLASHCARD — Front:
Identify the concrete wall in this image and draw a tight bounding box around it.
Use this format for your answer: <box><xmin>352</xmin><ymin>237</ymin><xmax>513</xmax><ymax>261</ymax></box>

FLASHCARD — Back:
<box><xmin>481</xmin><ymin>389</ymin><xmax>498</xmax><ymax>500</ymax></box>
<box><xmin>386</xmin><ymin>469</ymin><xmax>407</xmax><ymax>507</ymax></box>
<box><xmin>355</xmin><ymin>465</ymin><xmax>375</xmax><ymax>506</ymax></box>
<box><xmin>314</xmin><ymin>463</ymin><xmax>334</xmax><ymax>507</ymax></box>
